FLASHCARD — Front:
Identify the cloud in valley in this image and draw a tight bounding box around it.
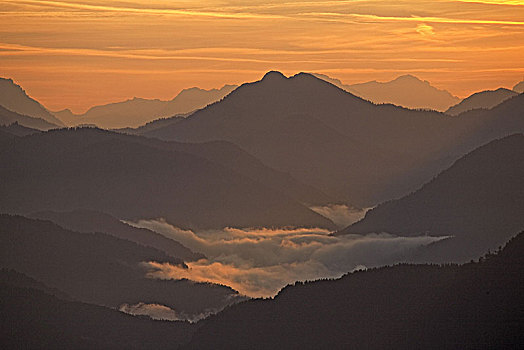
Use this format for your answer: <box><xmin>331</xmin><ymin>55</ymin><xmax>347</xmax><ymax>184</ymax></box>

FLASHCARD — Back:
<box><xmin>119</xmin><ymin>302</ymin><xmax>215</xmax><ymax>323</ymax></box>
<box><xmin>309</xmin><ymin>204</ymin><xmax>369</xmax><ymax>228</ymax></box>
<box><xmin>128</xmin><ymin>219</ymin><xmax>447</xmax><ymax>298</ymax></box>
<box><xmin>119</xmin><ymin>302</ymin><xmax>180</xmax><ymax>321</ymax></box>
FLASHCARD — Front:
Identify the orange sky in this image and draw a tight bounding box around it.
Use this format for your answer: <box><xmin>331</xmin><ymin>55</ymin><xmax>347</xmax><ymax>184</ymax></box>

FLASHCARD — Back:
<box><xmin>1</xmin><ymin>0</ymin><xmax>523</xmax><ymax>113</ymax></box>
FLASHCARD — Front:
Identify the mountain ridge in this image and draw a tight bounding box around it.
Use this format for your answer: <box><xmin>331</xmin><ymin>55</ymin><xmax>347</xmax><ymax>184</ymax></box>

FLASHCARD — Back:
<box><xmin>144</xmin><ymin>71</ymin><xmax>524</xmax><ymax>207</ymax></box>
<box><xmin>340</xmin><ymin>134</ymin><xmax>524</xmax><ymax>262</ymax></box>
<box><xmin>0</xmin><ymin>127</ymin><xmax>335</xmax><ymax>229</ymax></box>
<box><xmin>446</xmin><ymin>87</ymin><xmax>518</xmax><ymax>116</ymax></box>
<box><xmin>0</xmin><ymin>105</ymin><xmax>58</xmax><ymax>131</ymax></box>
<box><xmin>0</xmin><ymin>214</ymin><xmax>240</xmax><ymax>316</ymax></box>
<box><xmin>0</xmin><ymin>77</ymin><xmax>64</xmax><ymax>126</ymax></box>
<box><xmin>54</xmin><ymin>84</ymin><xmax>237</xmax><ymax>129</ymax></box>
<box><xmin>313</xmin><ymin>73</ymin><xmax>459</xmax><ymax>111</ymax></box>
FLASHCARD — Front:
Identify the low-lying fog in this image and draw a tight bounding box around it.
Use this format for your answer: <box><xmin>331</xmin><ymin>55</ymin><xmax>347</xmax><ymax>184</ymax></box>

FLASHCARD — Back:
<box><xmin>127</xmin><ymin>219</ymin><xmax>446</xmax><ymax>298</ymax></box>
<box><xmin>309</xmin><ymin>204</ymin><xmax>369</xmax><ymax>227</ymax></box>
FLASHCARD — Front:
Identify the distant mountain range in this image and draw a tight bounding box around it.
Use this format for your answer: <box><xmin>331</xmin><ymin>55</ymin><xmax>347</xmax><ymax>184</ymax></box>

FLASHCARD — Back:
<box><xmin>314</xmin><ymin>73</ymin><xmax>460</xmax><ymax>111</ymax></box>
<box><xmin>0</xmin><ymin>106</ymin><xmax>58</xmax><ymax>130</ymax></box>
<box><xmin>2</xmin><ymin>71</ymin><xmax>523</xmax><ymax>349</ymax></box>
<box><xmin>53</xmin><ymin>85</ymin><xmax>237</xmax><ymax>129</ymax></box>
<box><xmin>0</xmin><ymin>78</ymin><xmax>64</xmax><ymax>126</ymax></box>
<box><xmin>341</xmin><ymin>134</ymin><xmax>524</xmax><ymax>262</ymax></box>
<box><xmin>446</xmin><ymin>88</ymin><xmax>518</xmax><ymax>116</ymax></box>
<box><xmin>0</xmin><ymin>127</ymin><xmax>334</xmax><ymax>229</ymax></box>
<box><xmin>3</xmin><ymin>74</ymin><xmax>520</xmax><ymax>131</ymax></box>
<box><xmin>144</xmin><ymin>71</ymin><xmax>524</xmax><ymax>207</ymax></box>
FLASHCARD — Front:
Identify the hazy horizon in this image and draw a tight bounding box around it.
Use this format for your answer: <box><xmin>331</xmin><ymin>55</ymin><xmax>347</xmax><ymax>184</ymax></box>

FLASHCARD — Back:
<box><xmin>1</xmin><ymin>1</ymin><xmax>523</xmax><ymax>348</ymax></box>
<box><xmin>2</xmin><ymin>71</ymin><xmax>523</xmax><ymax>116</ymax></box>
<box><xmin>1</xmin><ymin>0</ymin><xmax>523</xmax><ymax>113</ymax></box>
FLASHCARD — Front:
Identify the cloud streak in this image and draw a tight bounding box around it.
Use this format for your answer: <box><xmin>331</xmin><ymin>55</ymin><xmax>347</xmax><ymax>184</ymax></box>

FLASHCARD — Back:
<box><xmin>456</xmin><ymin>0</ymin><xmax>524</xmax><ymax>6</ymax></box>
<box><xmin>2</xmin><ymin>0</ymin><xmax>287</xmax><ymax>20</ymax></box>
<box><xmin>302</xmin><ymin>12</ymin><xmax>524</xmax><ymax>26</ymax></box>
<box><xmin>3</xmin><ymin>0</ymin><xmax>523</xmax><ymax>112</ymax></box>
<box><xmin>128</xmin><ymin>219</ymin><xmax>447</xmax><ymax>298</ymax></box>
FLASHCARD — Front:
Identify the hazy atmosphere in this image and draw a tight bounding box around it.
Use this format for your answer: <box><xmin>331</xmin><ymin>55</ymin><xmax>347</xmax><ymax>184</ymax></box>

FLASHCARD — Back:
<box><xmin>1</xmin><ymin>0</ymin><xmax>523</xmax><ymax>349</ymax></box>
<box><xmin>1</xmin><ymin>0</ymin><xmax>523</xmax><ymax>112</ymax></box>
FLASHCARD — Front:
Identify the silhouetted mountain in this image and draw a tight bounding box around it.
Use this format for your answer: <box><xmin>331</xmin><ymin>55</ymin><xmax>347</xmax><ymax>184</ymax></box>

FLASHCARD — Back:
<box><xmin>513</xmin><ymin>80</ymin><xmax>524</xmax><ymax>93</ymax></box>
<box><xmin>0</xmin><ymin>105</ymin><xmax>58</xmax><ymax>130</ymax></box>
<box><xmin>0</xmin><ymin>127</ymin><xmax>333</xmax><ymax>229</ymax></box>
<box><xmin>183</xmin><ymin>231</ymin><xmax>524</xmax><ymax>349</ymax></box>
<box><xmin>0</xmin><ymin>78</ymin><xmax>64</xmax><ymax>126</ymax></box>
<box><xmin>0</xmin><ymin>269</ymin><xmax>194</xmax><ymax>349</ymax></box>
<box><xmin>446</xmin><ymin>88</ymin><xmax>518</xmax><ymax>116</ymax></box>
<box><xmin>0</xmin><ymin>215</ymin><xmax>240</xmax><ymax>317</ymax></box>
<box><xmin>160</xmin><ymin>85</ymin><xmax>237</xmax><ymax>116</ymax></box>
<box><xmin>58</xmin><ymin>85</ymin><xmax>237</xmax><ymax>129</ymax></box>
<box><xmin>29</xmin><ymin>210</ymin><xmax>204</xmax><ymax>262</ymax></box>
<box><xmin>0</xmin><ymin>121</ymin><xmax>41</xmax><ymax>136</ymax></box>
<box><xmin>341</xmin><ymin>134</ymin><xmax>524</xmax><ymax>262</ymax></box>
<box><xmin>1</xmin><ymin>268</ymin><xmax>71</xmax><ymax>300</ymax></box>
<box><xmin>51</xmin><ymin>108</ymin><xmax>79</xmax><ymax>125</ymax></box>
<box><xmin>145</xmin><ymin>71</ymin><xmax>524</xmax><ymax>206</ymax></box>
<box><xmin>117</xmin><ymin>115</ymin><xmax>186</xmax><ymax>135</ymax></box>
<box><xmin>311</xmin><ymin>73</ymin><xmax>360</xmax><ymax>94</ymax></box>
<box><xmin>314</xmin><ymin>73</ymin><xmax>459</xmax><ymax>111</ymax></box>
<box><xmin>160</xmin><ymin>138</ymin><xmax>333</xmax><ymax>205</ymax></box>
<box><xmin>118</xmin><ymin>126</ymin><xmax>332</xmax><ymax>205</ymax></box>
<box><xmin>75</xmin><ymin>97</ymin><xmax>172</xmax><ymax>129</ymax></box>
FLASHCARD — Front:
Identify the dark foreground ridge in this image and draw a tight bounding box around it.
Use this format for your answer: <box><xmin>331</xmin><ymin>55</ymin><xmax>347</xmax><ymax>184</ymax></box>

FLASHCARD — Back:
<box><xmin>183</xmin><ymin>231</ymin><xmax>524</xmax><ymax>349</ymax></box>
<box><xmin>0</xmin><ymin>269</ymin><xmax>194</xmax><ymax>349</ymax></box>
<box><xmin>1</xmin><ymin>216</ymin><xmax>522</xmax><ymax>349</ymax></box>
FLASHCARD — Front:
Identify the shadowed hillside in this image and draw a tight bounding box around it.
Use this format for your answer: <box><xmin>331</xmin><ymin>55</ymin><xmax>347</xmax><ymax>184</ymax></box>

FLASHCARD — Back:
<box><xmin>0</xmin><ymin>122</ymin><xmax>41</xmax><ymax>136</ymax></box>
<box><xmin>29</xmin><ymin>210</ymin><xmax>204</xmax><ymax>262</ymax></box>
<box><xmin>0</xmin><ymin>78</ymin><xmax>63</xmax><ymax>126</ymax></box>
<box><xmin>0</xmin><ymin>215</ymin><xmax>241</xmax><ymax>317</ymax></box>
<box><xmin>145</xmin><ymin>71</ymin><xmax>524</xmax><ymax>206</ymax></box>
<box><xmin>183</xmin><ymin>231</ymin><xmax>524</xmax><ymax>349</ymax></box>
<box><xmin>0</xmin><ymin>105</ymin><xmax>58</xmax><ymax>131</ymax></box>
<box><xmin>0</xmin><ymin>127</ymin><xmax>334</xmax><ymax>230</ymax></box>
<box><xmin>446</xmin><ymin>88</ymin><xmax>518</xmax><ymax>116</ymax></box>
<box><xmin>342</xmin><ymin>134</ymin><xmax>524</xmax><ymax>262</ymax></box>
<box><xmin>0</xmin><ymin>269</ymin><xmax>194</xmax><ymax>349</ymax></box>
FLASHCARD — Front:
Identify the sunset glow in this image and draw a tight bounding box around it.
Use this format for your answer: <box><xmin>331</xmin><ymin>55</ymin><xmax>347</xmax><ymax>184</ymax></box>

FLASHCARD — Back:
<box><xmin>1</xmin><ymin>0</ymin><xmax>523</xmax><ymax>112</ymax></box>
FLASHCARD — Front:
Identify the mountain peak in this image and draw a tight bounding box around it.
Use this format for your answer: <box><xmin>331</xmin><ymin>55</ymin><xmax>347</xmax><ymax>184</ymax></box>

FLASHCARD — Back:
<box><xmin>394</xmin><ymin>74</ymin><xmax>425</xmax><ymax>83</ymax></box>
<box><xmin>0</xmin><ymin>77</ymin><xmax>64</xmax><ymax>126</ymax></box>
<box><xmin>291</xmin><ymin>72</ymin><xmax>318</xmax><ymax>80</ymax></box>
<box><xmin>0</xmin><ymin>77</ymin><xmax>24</xmax><ymax>93</ymax></box>
<box><xmin>0</xmin><ymin>77</ymin><xmax>15</xmax><ymax>84</ymax></box>
<box><xmin>445</xmin><ymin>87</ymin><xmax>518</xmax><ymax>116</ymax></box>
<box><xmin>261</xmin><ymin>71</ymin><xmax>287</xmax><ymax>81</ymax></box>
